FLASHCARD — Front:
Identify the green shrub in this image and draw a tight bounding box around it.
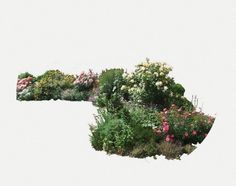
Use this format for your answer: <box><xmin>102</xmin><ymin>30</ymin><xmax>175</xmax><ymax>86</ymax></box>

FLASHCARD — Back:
<box><xmin>18</xmin><ymin>72</ymin><xmax>34</xmax><ymax>79</ymax></box>
<box><xmin>96</xmin><ymin>68</ymin><xmax>125</xmax><ymax>110</ymax></box>
<box><xmin>17</xmin><ymin>86</ymin><xmax>35</xmax><ymax>101</ymax></box>
<box><xmin>90</xmin><ymin>109</ymin><xmax>134</xmax><ymax>155</ymax></box>
<box><xmin>61</xmin><ymin>88</ymin><xmax>90</xmax><ymax>101</ymax></box>
<box><xmin>34</xmin><ymin>70</ymin><xmax>75</xmax><ymax>100</ymax></box>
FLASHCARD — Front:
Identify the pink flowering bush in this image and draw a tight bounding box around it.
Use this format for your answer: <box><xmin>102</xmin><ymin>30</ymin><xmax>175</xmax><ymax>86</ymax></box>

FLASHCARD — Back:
<box><xmin>17</xmin><ymin>76</ymin><xmax>33</xmax><ymax>92</ymax></box>
<box><xmin>153</xmin><ymin>104</ymin><xmax>215</xmax><ymax>145</ymax></box>
<box><xmin>73</xmin><ymin>69</ymin><xmax>98</xmax><ymax>91</ymax></box>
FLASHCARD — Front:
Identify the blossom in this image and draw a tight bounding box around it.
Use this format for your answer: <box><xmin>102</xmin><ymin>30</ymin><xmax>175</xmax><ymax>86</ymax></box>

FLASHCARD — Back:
<box><xmin>184</xmin><ymin>132</ymin><xmax>189</xmax><ymax>138</ymax></box>
<box><xmin>163</xmin><ymin>125</ymin><xmax>169</xmax><ymax>132</ymax></box>
<box><xmin>165</xmin><ymin>134</ymin><xmax>174</xmax><ymax>142</ymax></box>
<box><xmin>192</xmin><ymin>130</ymin><xmax>197</xmax><ymax>136</ymax></box>
<box><xmin>140</xmin><ymin>67</ymin><xmax>145</xmax><ymax>71</ymax></box>
<box><xmin>73</xmin><ymin>70</ymin><xmax>98</xmax><ymax>88</ymax></box>
<box><xmin>142</xmin><ymin>61</ymin><xmax>150</xmax><ymax>67</ymax></box>
<box><xmin>122</xmin><ymin>73</ymin><xmax>128</xmax><ymax>79</ymax></box>
<box><xmin>17</xmin><ymin>76</ymin><xmax>33</xmax><ymax>92</ymax></box>
<box><xmin>154</xmin><ymin>72</ymin><xmax>159</xmax><ymax>77</ymax></box>
<box><xmin>162</xmin><ymin>121</ymin><xmax>170</xmax><ymax>132</ymax></box>
<box><xmin>160</xmin><ymin>72</ymin><xmax>164</xmax><ymax>76</ymax></box>
<box><xmin>121</xmin><ymin>85</ymin><xmax>127</xmax><ymax>91</ymax></box>
<box><xmin>163</xmin><ymin>86</ymin><xmax>168</xmax><ymax>92</ymax></box>
<box><xmin>155</xmin><ymin>81</ymin><xmax>163</xmax><ymax>87</ymax></box>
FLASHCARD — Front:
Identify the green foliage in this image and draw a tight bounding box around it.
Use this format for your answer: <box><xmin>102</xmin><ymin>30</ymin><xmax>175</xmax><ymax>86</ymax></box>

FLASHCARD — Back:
<box><xmin>90</xmin><ymin>109</ymin><xmax>134</xmax><ymax>154</ymax></box>
<box><xmin>17</xmin><ymin>86</ymin><xmax>35</xmax><ymax>101</ymax></box>
<box><xmin>18</xmin><ymin>72</ymin><xmax>34</xmax><ymax>79</ymax></box>
<box><xmin>61</xmin><ymin>88</ymin><xmax>90</xmax><ymax>101</ymax></box>
<box><xmin>34</xmin><ymin>70</ymin><xmax>75</xmax><ymax>100</ymax></box>
<box><xmin>96</xmin><ymin>69</ymin><xmax>125</xmax><ymax>111</ymax></box>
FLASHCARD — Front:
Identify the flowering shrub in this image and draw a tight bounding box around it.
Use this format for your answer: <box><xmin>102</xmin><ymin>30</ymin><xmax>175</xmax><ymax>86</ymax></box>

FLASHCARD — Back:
<box><xmin>91</xmin><ymin>102</ymin><xmax>215</xmax><ymax>159</ymax></box>
<box><xmin>73</xmin><ymin>69</ymin><xmax>98</xmax><ymax>91</ymax></box>
<box><xmin>17</xmin><ymin>76</ymin><xmax>33</xmax><ymax>92</ymax></box>
<box><xmin>121</xmin><ymin>59</ymin><xmax>193</xmax><ymax>110</ymax></box>
<box><xmin>153</xmin><ymin>104</ymin><xmax>214</xmax><ymax>145</ymax></box>
<box><xmin>33</xmin><ymin>70</ymin><xmax>76</xmax><ymax>100</ymax></box>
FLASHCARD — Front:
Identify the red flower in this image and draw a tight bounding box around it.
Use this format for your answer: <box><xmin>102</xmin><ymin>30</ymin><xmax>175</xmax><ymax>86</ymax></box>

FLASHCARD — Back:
<box><xmin>192</xmin><ymin>130</ymin><xmax>197</xmax><ymax>136</ymax></box>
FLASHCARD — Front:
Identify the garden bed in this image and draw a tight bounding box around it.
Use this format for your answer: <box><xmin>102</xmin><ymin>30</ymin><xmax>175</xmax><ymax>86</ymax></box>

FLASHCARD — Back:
<box><xmin>16</xmin><ymin>59</ymin><xmax>215</xmax><ymax>160</ymax></box>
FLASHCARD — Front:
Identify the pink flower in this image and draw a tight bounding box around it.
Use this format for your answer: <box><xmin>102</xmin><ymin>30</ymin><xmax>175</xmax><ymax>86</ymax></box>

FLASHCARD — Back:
<box><xmin>204</xmin><ymin>133</ymin><xmax>208</xmax><ymax>137</ymax></box>
<box><xmin>184</xmin><ymin>132</ymin><xmax>189</xmax><ymax>138</ymax></box>
<box><xmin>165</xmin><ymin>134</ymin><xmax>174</xmax><ymax>142</ymax></box>
<box><xmin>162</xmin><ymin>122</ymin><xmax>169</xmax><ymax>132</ymax></box>
<box><xmin>192</xmin><ymin>130</ymin><xmax>197</xmax><ymax>136</ymax></box>
<box><xmin>163</xmin><ymin>125</ymin><xmax>169</xmax><ymax>132</ymax></box>
<box><xmin>165</xmin><ymin>135</ymin><xmax>171</xmax><ymax>142</ymax></box>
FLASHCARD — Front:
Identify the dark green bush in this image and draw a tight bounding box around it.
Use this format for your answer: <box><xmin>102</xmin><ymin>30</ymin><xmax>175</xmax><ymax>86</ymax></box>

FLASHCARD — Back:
<box><xmin>96</xmin><ymin>69</ymin><xmax>125</xmax><ymax>111</ymax></box>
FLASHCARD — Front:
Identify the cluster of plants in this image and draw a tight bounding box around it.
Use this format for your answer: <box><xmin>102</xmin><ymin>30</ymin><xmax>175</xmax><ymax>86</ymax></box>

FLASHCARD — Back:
<box><xmin>90</xmin><ymin>59</ymin><xmax>215</xmax><ymax>159</ymax></box>
<box><xmin>16</xmin><ymin>59</ymin><xmax>215</xmax><ymax>160</ymax></box>
<box><xmin>16</xmin><ymin>70</ymin><xmax>98</xmax><ymax>101</ymax></box>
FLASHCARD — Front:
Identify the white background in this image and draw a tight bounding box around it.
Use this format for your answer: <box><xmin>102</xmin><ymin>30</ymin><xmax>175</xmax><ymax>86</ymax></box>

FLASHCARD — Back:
<box><xmin>0</xmin><ymin>0</ymin><xmax>236</xmax><ymax>185</ymax></box>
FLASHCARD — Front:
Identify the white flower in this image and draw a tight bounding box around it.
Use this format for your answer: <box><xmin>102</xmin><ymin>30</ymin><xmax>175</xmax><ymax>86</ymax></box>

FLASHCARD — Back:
<box><xmin>130</xmin><ymin>87</ymin><xmax>135</xmax><ymax>92</ymax></box>
<box><xmin>130</xmin><ymin>79</ymin><xmax>135</xmax><ymax>83</ymax></box>
<box><xmin>142</xmin><ymin>62</ymin><xmax>150</xmax><ymax>67</ymax></box>
<box><xmin>163</xmin><ymin>86</ymin><xmax>168</xmax><ymax>91</ymax></box>
<box><xmin>112</xmin><ymin>86</ymin><xmax>117</xmax><ymax>92</ymax></box>
<box><xmin>127</xmin><ymin>74</ymin><xmax>133</xmax><ymax>79</ymax></box>
<box><xmin>154</xmin><ymin>72</ymin><xmax>159</xmax><ymax>77</ymax></box>
<box><xmin>121</xmin><ymin>85</ymin><xmax>127</xmax><ymax>91</ymax></box>
<box><xmin>141</xmin><ymin>67</ymin><xmax>145</xmax><ymax>71</ymax></box>
<box><xmin>133</xmin><ymin>84</ymin><xmax>137</xmax><ymax>88</ymax></box>
<box><xmin>181</xmin><ymin>96</ymin><xmax>185</xmax><ymax>99</ymax></box>
<box><xmin>155</xmin><ymin>81</ymin><xmax>163</xmax><ymax>87</ymax></box>
<box><xmin>170</xmin><ymin>92</ymin><xmax>173</xmax><ymax>97</ymax></box>
<box><xmin>122</xmin><ymin>73</ymin><xmax>127</xmax><ymax>79</ymax></box>
<box><xmin>160</xmin><ymin>72</ymin><xmax>164</xmax><ymax>76</ymax></box>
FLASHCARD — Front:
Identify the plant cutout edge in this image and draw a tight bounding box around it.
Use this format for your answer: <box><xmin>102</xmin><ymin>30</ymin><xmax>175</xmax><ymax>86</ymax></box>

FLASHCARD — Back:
<box><xmin>16</xmin><ymin>59</ymin><xmax>215</xmax><ymax>160</ymax></box>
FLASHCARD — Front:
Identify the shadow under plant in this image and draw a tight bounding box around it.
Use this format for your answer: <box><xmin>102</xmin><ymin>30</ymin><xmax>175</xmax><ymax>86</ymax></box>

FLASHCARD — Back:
<box><xmin>16</xmin><ymin>59</ymin><xmax>215</xmax><ymax>160</ymax></box>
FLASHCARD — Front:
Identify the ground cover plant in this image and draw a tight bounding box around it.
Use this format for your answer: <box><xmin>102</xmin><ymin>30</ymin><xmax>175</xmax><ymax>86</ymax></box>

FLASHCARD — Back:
<box><xmin>16</xmin><ymin>59</ymin><xmax>215</xmax><ymax>160</ymax></box>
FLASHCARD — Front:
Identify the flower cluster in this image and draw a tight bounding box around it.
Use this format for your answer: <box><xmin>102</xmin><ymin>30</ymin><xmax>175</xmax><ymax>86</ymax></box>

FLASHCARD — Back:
<box><xmin>17</xmin><ymin>76</ymin><xmax>33</xmax><ymax>92</ymax></box>
<box><xmin>74</xmin><ymin>69</ymin><xmax>98</xmax><ymax>90</ymax></box>
<box><xmin>121</xmin><ymin>59</ymin><xmax>187</xmax><ymax>109</ymax></box>
<box><xmin>153</xmin><ymin>104</ymin><xmax>215</xmax><ymax>144</ymax></box>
